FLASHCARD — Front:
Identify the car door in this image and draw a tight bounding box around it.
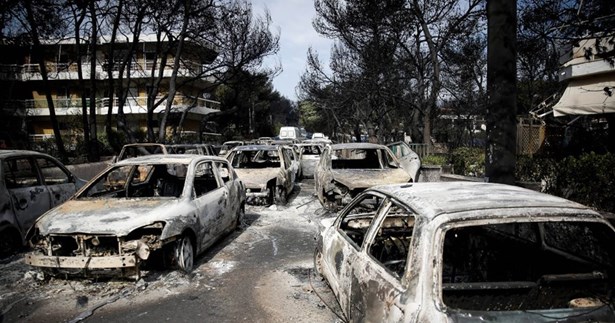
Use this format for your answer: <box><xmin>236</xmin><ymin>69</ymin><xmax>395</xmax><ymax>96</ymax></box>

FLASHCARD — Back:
<box><xmin>321</xmin><ymin>192</ymin><xmax>387</xmax><ymax>317</ymax></box>
<box><xmin>2</xmin><ymin>157</ymin><xmax>51</xmax><ymax>233</ymax></box>
<box><xmin>191</xmin><ymin>160</ymin><xmax>226</xmax><ymax>251</ymax></box>
<box><xmin>213</xmin><ymin>161</ymin><xmax>239</xmax><ymax>229</ymax></box>
<box><xmin>34</xmin><ymin>156</ymin><xmax>79</xmax><ymax>207</ymax></box>
<box><xmin>286</xmin><ymin>146</ymin><xmax>301</xmax><ymax>181</ymax></box>
<box><xmin>278</xmin><ymin>147</ymin><xmax>294</xmax><ymax>192</ymax></box>
<box><xmin>348</xmin><ymin>198</ymin><xmax>419</xmax><ymax>322</ymax></box>
<box><xmin>387</xmin><ymin>142</ymin><xmax>421</xmax><ymax>182</ymax></box>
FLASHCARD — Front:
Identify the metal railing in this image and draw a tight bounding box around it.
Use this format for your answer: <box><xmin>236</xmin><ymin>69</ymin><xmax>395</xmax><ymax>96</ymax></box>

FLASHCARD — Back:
<box><xmin>1</xmin><ymin>59</ymin><xmax>205</xmax><ymax>80</ymax></box>
<box><xmin>408</xmin><ymin>143</ymin><xmax>431</xmax><ymax>159</ymax></box>
<box><xmin>22</xmin><ymin>95</ymin><xmax>220</xmax><ymax>113</ymax></box>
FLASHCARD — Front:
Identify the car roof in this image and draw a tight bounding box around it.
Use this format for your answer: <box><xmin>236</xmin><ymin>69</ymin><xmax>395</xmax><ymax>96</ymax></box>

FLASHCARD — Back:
<box><xmin>0</xmin><ymin>149</ymin><xmax>53</xmax><ymax>159</ymax></box>
<box><xmin>114</xmin><ymin>154</ymin><xmax>227</xmax><ymax>165</ymax></box>
<box><xmin>232</xmin><ymin>144</ymin><xmax>278</xmax><ymax>151</ymax></box>
<box><xmin>122</xmin><ymin>143</ymin><xmax>166</xmax><ymax>147</ymax></box>
<box><xmin>331</xmin><ymin>143</ymin><xmax>387</xmax><ymax>150</ymax></box>
<box><xmin>370</xmin><ymin>182</ymin><xmax>597</xmax><ymax>221</ymax></box>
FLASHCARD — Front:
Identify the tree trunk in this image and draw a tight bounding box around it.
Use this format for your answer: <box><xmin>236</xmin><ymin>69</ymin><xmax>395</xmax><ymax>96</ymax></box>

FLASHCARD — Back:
<box><xmin>87</xmin><ymin>0</ymin><xmax>100</xmax><ymax>161</ymax></box>
<box><xmin>485</xmin><ymin>0</ymin><xmax>517</xmax><ymax>184</ymax></box>
<box><xmin>105</xmin><ymin>0</ymin><xmax>124</xmax><ymax>153</ymax></box>
<box><xmin>72</xmin><ymin>6</ymin><xmax>90</xmax><ymax>157</ymax></box>
<box><xmin>158</xmin><ymin>0</ymin><xmax>191</xmax><ymax>143</ymax></box>
<box><xmin>24</xmin><ymin>0</ymin><xmax>67</xmax><ymax>162</ymax></box>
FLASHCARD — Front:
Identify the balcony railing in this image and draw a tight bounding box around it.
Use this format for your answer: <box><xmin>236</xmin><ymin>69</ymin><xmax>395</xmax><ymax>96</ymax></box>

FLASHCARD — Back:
<box><xmin>22</xmin><ymin>95</ymin><xmax>220</xmax><ymax>116</ymax></box>
<box><xmin>1</xmin><ymin>59</ymin><xmax>206</xmax><ymax>81</ymax></box>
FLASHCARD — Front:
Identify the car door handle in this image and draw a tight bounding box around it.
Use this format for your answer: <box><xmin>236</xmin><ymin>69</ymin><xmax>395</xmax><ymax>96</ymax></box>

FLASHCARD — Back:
<box><xmin>32</xmin><ymin>187</ymin><xmax>44</xmax><ymax>194</ymax></box>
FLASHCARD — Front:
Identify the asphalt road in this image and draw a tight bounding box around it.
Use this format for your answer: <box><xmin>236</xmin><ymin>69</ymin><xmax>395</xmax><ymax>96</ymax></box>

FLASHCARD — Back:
<box><xmin>0</xmin><ymin>180</ymin><xmax>342</xmax><ymax>323</ymax></box>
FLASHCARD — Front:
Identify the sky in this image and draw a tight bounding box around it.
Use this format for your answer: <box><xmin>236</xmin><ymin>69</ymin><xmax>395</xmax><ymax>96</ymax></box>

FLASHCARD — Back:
<box><xmin>251</xmin><ymin>0</ymin><xmax>334</xmax><ymax>101</ymax></box>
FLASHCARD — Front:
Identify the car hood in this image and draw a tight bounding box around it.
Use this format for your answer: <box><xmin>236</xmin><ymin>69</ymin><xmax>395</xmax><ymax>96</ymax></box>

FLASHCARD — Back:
<box><xmin>35</xmin><ymin>198</ymin><xmax>186</xmax><ymax>236</ymax></box>
<box><xmin>235</xmin><ymin>168</ymin><xmax>279</xmax><ymax>189</ymax></box>
<box><xmin>332</xmin><ymin>168</ymin><xmax>411</xmax><ymax>190</ymax></box>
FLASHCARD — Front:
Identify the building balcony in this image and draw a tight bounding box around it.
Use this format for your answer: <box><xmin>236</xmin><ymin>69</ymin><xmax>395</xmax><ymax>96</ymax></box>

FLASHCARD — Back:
<box><xmin>1</xmin><ymin>60</ymin><xmax>209</xmax><ymax>81</ymax></box>
<box><xmin>22</xmin><ymin>95</ymin><xmax>220</xmax><ymax>117</ymax></box>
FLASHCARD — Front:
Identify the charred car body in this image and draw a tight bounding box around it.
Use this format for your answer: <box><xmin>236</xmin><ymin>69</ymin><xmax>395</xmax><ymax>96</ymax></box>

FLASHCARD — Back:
<box><xmin>25</xmin><ymin>155</ymin><xmax>245</xmax><ymax>278</ymax></box>
<box><xmin>294</xmin><ymin>143</ymin><xmax>324</xmax><ymax>179</ymax></box>
<box><xmin>386</xmin><ymin>141</ymin><xmax>421</xmax><ymax>182</ymax></box>
<box><xmin>0</xmin><ymin>150</ymin><xmax>85</xmax><ymax>256</ymax></box>
<box><xmin>226</xmin><ymin>145</ymin><xmax>294</xmax><ymax>205</ymax></box>
<box><xmin>115</xmin><ymin>143</ymin><xmax>169</xmax><ymax>162</ymax></box>
<box><xmin>315</xmin><ymin>182</ymin><xmax>615</xmax><ymax>322</ymax></box>
<box><xmin>315</xmin><ymin>143</ymin><xmax>413</xmax><ymax>211</ymax></box>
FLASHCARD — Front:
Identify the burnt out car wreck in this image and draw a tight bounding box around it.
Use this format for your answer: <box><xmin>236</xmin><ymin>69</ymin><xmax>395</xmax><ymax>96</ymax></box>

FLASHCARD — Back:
<box><xmin>226</xmin><ymin>145</ymin><xmax>295</xmax><ymax>206</ymax></box>
<box><xmin>315</xmin><ymin>182</ymin><xmax>615</xmax><ymax>322</ymax></box>
<box><xmin>314</xmin><ymin>143</ymin><xmax>413</xmax><ymax>211</ymax></box>
<box><xmin>25</xmin><ymin>155</ymin><xmax>246</xmax><ymax>279</ymax></box>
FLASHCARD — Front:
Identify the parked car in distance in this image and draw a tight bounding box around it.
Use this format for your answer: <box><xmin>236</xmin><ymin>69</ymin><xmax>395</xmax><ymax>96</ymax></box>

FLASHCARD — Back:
<box><xmin>315</xmin><ymin>182</ymin><xmax>615</xmax><ymax>322</ymax></box>
<box><xmin>25</xmin><ymin>155</ymin><xmax>245</xmax><ymax>278</ymax></box>
<box><xmin>0</xmin><ymin>150</ymin><xmax>86</xmax><ymax>256</ymax></box>
<box><xmin>314</xmin><ymin>143</ymin><xmax>412</xmax><ymax>211</ymax></box>
<box><xmin>387</xmin><ymin>141</ymin><xmax>421</xmax><ymax>182</ymax></box>
<box><xmin>257</xmin><ymin>137</ymin><xmax>274</xmax><ymax>145</ymax></box>
<box><xmin>311</xmin><ymin>132</ymin><xmax>326</xmax><ymax>139</ymax></box>
<box><xmin>294</xmin><ymin>143</ymin><xmax>324</xmax><ymax>179</ymax></box>
<box><xmin>218</xmin><ymin>141</ymin><xmax>245</xmax><ymax>157</ymax></box>
<box><xmin>226</xmin><ymin>145</ymin><xmax>295</xmax><ymax>205</ymax></box>
<box><xmin>115</xmin><ymin>143</ymin><xmax>169</xmax><ymax>162</ymax></box>
<box><xmin>278</xmin><ymin>126</ymin><xmax>306</xmax><ymax>141</ymax></box>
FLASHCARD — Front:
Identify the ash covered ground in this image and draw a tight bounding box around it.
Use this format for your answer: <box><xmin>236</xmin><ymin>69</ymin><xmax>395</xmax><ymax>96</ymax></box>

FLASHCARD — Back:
<box><xmin>0</xmin><ymin>180</ymin><xmax>343</xmax><ymax>323</ymax></box>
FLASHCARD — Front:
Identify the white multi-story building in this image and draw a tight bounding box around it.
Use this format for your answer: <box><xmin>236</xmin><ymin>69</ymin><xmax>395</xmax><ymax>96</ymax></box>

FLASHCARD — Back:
<box><xmin>0</xmin><ymin>35</ymin><xmax>221</xmax><ymax>145</ymax></box>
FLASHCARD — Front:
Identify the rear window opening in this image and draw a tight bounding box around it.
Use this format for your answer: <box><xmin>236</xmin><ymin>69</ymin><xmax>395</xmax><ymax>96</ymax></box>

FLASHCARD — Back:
<box><xmin>441</xmin><ymin>221</ymin><xmax>615</xmax><ymax>312</ymax></box>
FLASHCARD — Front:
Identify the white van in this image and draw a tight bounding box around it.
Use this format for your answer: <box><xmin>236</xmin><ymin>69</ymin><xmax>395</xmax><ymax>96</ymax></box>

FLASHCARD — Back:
<box><xmin>279</xmin><ymin>126</ymin><xmax>306</xmax><ymax>140</ymax></box>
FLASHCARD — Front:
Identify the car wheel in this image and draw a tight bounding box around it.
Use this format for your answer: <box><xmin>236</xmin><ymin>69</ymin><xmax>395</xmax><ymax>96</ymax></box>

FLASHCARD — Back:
<box><xmin>275</xmin><ymin>186</ymin><xmax>287</xmax><ymax>205</ymax></box>
<box><xmin>174</xmin><ymin>235</ymin><xmax>194</xmax><ymax>272</ymax></box>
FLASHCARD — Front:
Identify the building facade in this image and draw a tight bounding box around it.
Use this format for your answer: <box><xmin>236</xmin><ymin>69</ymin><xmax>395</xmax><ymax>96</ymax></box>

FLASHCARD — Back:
<box><xmin>0</xmin><ymin>35</ymin><xmax>220</xmax><ymax>148</ymax></box>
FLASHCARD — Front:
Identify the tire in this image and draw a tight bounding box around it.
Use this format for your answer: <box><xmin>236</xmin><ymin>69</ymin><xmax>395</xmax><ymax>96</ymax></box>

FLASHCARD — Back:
<box><xmin>174</xmin><ymin>235</ymin><xmax>194</xmax><ymax>272</ymax></box>
<box><xmin>274</xmin><ymin>186</ymin><xmax>287</xmax><ymax>205</ymax></box>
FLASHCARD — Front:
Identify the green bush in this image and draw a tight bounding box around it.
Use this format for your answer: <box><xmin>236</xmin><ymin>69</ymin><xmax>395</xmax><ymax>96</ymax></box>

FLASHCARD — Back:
<box><xmin>422</xmin><ymin>154</ymin><xmax>448</xmax><ymax>166</ymax></box>
<box><xmin>451</xmin><ymin>147</ymin><xmax>485</xmax><ymax>177</ymax></box>
<box><xmin>516</xmin><ymin>152</ymin><xmax>615</xmax><ymax>213</ymax></box>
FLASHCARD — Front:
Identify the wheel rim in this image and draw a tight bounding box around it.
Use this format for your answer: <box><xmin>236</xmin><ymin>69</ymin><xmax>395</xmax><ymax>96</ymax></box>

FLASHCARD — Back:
<box><xmin>178</xmin><ymin>237</ymin><xmax>193</xmax><ymax>272</ymax></box>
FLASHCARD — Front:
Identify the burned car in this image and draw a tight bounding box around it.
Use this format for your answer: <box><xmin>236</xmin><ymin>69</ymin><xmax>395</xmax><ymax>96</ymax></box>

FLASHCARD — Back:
<box><xmin>25</xmin><ymin>155</ymin><xmax>245</xmax><ymax>278</ymax></box>
<box><xmin>315</xmin><ymin>143</ymin><xmax>412</xmax><ymax>211</ymax></box>
<box><xmin>387</xmin><ymin>141</ymin><xmax>421</xmax><ymax>182</ymax></box>
<box><xmin>217</xmin><ymin>140</ymin><xmax>245</xmax><ymax>157</ymax></box>
<box><xmin>226</xmin><ymin>145</ymin><xmax>294</xmax><ymax>205</ymax></box>
<box><xmin>294</xmin><ymin>143</ymin><xmax>324</xmax><ymax>179</ymax></box>
<box><xmin>115</xmin><ymin>143</ymin><xmax>169</xmax><ymax>162</ymax></box>
<box><xmin>314</xmin><ymin>182</ymin><xmax>615</xmax><ymax>322</ymax></box>
<box><xmin>167</xmin><ymin>144</ymin><xmax>216</xmax><ymax>156</ymax></box>
<box><xmin>0</xmin><ymin>150</ymin><xmax>86</xmax><ymax>256</ymax></box>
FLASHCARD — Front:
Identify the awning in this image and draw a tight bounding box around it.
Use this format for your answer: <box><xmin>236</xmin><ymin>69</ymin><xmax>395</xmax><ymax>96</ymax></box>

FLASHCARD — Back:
<box><xmin>552</xmin><ymin>74</ymin><xmax>615</xmax><ymax>117</ymax></box>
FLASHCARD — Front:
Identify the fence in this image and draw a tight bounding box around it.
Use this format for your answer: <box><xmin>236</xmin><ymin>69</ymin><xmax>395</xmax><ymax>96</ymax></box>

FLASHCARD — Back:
<box><xmin>408</xmin><ymin>143</ymin><xmax>431</xmax><ymax>159</ymax></box>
